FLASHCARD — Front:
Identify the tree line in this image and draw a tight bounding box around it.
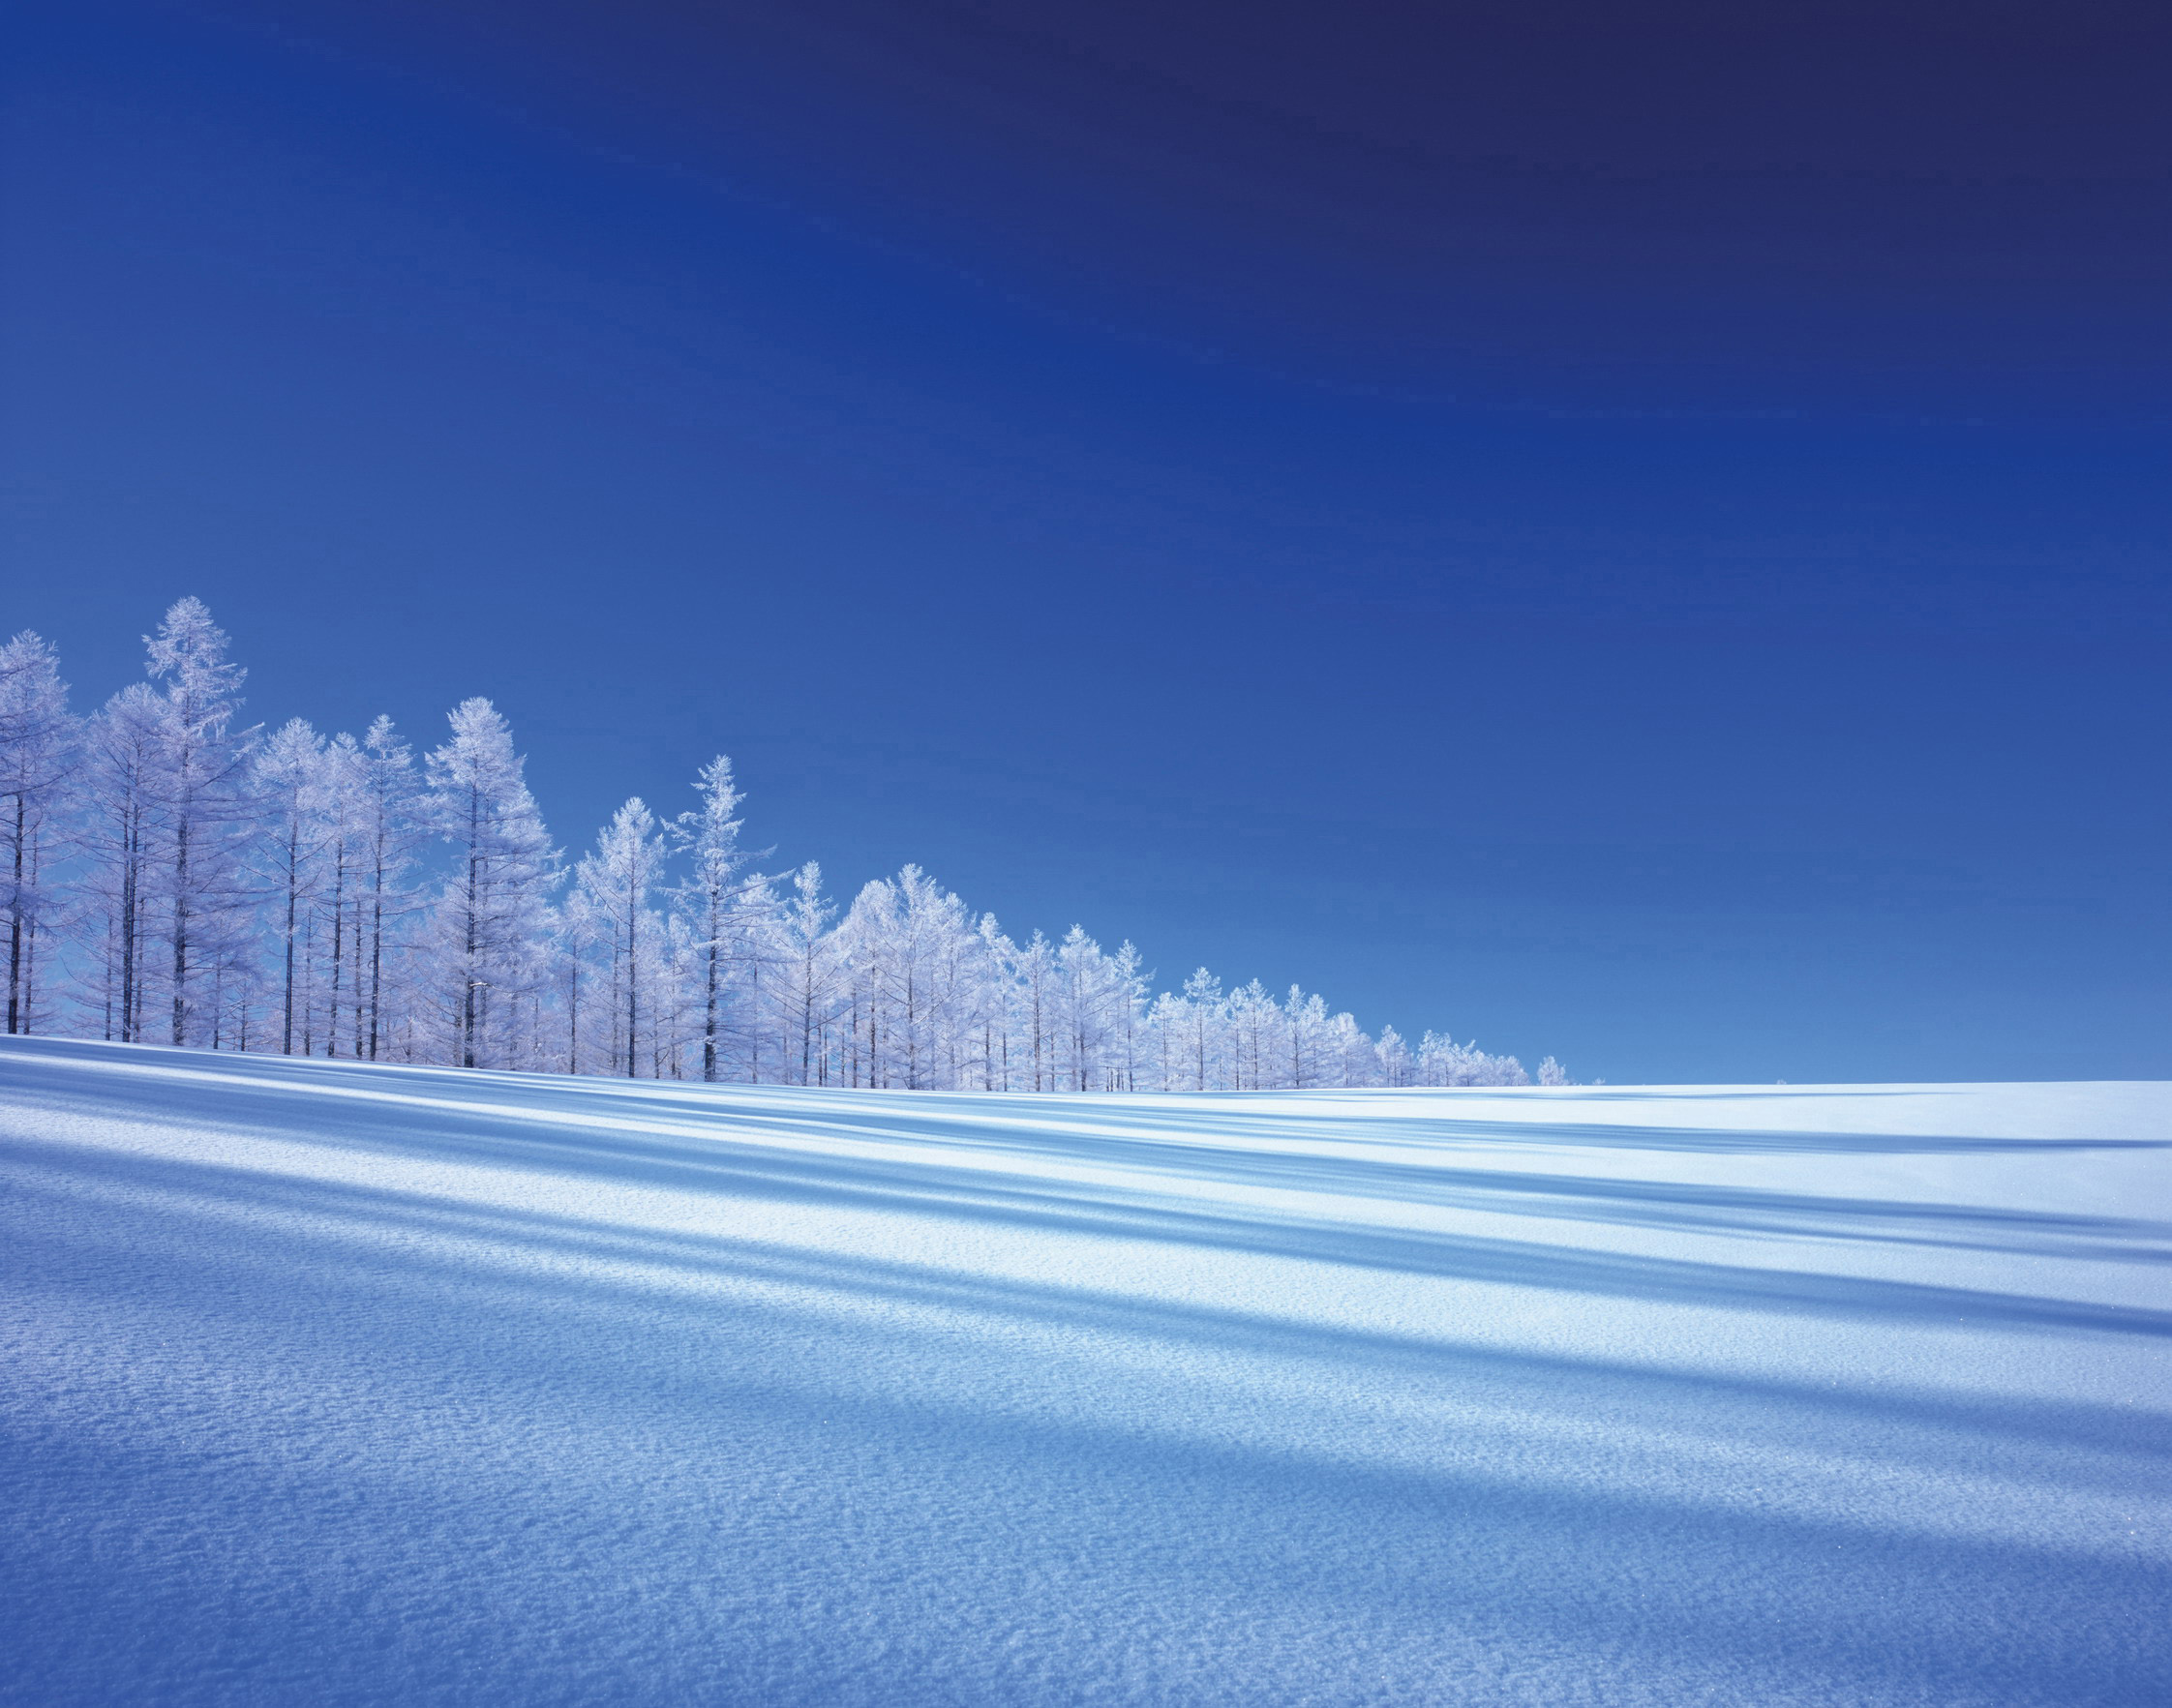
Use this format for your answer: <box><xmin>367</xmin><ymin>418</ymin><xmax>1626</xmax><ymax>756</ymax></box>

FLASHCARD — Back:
<box><xmin>0</xmin><ymin>600</ymin><xmax>1566</xmax><ymax>1090</ymax></box>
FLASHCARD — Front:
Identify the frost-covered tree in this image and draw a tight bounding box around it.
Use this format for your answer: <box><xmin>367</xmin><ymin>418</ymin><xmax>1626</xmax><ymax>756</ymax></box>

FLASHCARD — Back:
<box><xmin>1226</xmin><ymin>978</ymin><xmax>1276</xmax><ymax>1091</ymax></box>
<box><xmin>349</xmin><ymin>717</ymin><xmax>425</xmax><ymax>1061</ymax></box>
<box><xmin>556</xmin><ymin>884</ymin><xmax>602</xmax><ymax>1073</ymax></box>
<box><xmin>771</xmin><ymin>863</ymin><xmax>843</xmax><ymax>1084</ymax></box>
<box><xmin>1107</xmin><ymin>942</ymin><xmax>1148</xmax><ymax>1092</ymax></box>
<box><xmin>1013</xmin><ymin>929</ymin><xmax>1058</xmax><ymax>1091</ymax></box>
<box><xmin>1373</xmin><ymin>1025</ymin><xmax>1412</xmax><ymax>1087</ymax></box>
<box><xmin>78</xmin><ymin>686</ymin><xmax>165</xmax><ymax>1041</ymax></box>
<box><xmin>306</xmin><ymin>732</ymin><xmax>369</xmax><ymax>1057</ymax></box>
<box><xmin>422</xmin><ymin>699</ymin><xmax>557</xmax><ymax>1070</ymax></box>
<box><xmin>669</xmin><ymin>757</ymin><xmax>759</xmax><ymax>1083</ymax></box>
<box><xmin>1281</xmin><ymin>987</ymin><xmax>1328</xmax><ymax>1089</ymax></box>
<box><xmin>254</xmin><ymin>718</ymin><xmax>326</xmax><ymax>1055</ymax></box>
<box><xmin>723</xmin><ymin>875</ymin><xmax>786</xmax><ymax>1081</ymax></box>
<box><xmin>0</xmin><ymin>633</ymin><xmax>77</xmax><ymax>1034</ymax></box>
<box><xmin>1326</xmin><ymin>1010</ymin><xmax>1375</xmax><ymax>1087</ymax></box>
<box><xmin>1178</xmin><ymin>968</ymin><xmax>1224</xmax><ymax>1091</ymax></box>
<box><xmin>142</xmin><ymin>599</ymin><xmax>256</xmax><ymax>1047</ymax></box>
<box><xmin>574</xmin><ymin>798</ymin><xmax>668</xmax><ymax>1078</ymax></box>
<box><xmin>971</xmin><ymin>914</ymin><xmax>1020</xmax><ymax>1090</ymax></box>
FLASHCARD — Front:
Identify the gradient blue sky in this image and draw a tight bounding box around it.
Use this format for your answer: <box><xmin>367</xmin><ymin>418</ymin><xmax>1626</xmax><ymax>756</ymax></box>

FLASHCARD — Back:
<box><xmin>6</xmin><ymin>0</ymin><xmax>2168</xmax><ymax>1082</ymax></box>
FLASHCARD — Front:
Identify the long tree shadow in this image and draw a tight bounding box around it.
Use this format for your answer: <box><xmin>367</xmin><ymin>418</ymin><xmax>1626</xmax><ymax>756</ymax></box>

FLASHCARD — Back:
<box><xmin>7</xmin><ymin>1128</ymin><xmax>2171</xmax><ymax>1708</ymax></box>
<box><xmin>11</xmin><ymin>1059</ymin><xmax>2172</xmax><ymax>1344</ymax></box>
<box><xmin>4</xmin><ymin>1063</ymin><xmax>2172</xmax><ymax>1701</ymax></box>
<box><xmin>15</xmin><ymin>1035</ymin><xmax>2165</xmax><ymax>1160</ymax></box>
<box><xmin>11</xmin><ymin>1134</ymin><xmax>2169</xmax><ymax>1482</ymax></box>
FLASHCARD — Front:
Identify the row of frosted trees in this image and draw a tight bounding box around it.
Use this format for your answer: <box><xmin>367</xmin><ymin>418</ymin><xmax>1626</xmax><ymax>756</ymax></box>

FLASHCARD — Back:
<box><xmin>0</xmin><ymin>601</ymin><xmax>1565</xmax><ymax>1090</ymax></box>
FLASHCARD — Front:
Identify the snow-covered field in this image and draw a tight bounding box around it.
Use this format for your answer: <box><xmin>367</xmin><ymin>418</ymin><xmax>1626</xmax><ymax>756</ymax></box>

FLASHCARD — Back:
<box><xmin>3</xmin><ymin>1037</ymin><xmax>2167</xmax><ymax>1706</ymax></box>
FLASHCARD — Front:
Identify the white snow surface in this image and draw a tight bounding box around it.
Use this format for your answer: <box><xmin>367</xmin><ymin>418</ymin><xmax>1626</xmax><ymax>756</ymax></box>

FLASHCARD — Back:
<box><xmin>3</xmin><ymin>1038</ymin><xmax>2168</xmax><ymax>1706</ymax></box>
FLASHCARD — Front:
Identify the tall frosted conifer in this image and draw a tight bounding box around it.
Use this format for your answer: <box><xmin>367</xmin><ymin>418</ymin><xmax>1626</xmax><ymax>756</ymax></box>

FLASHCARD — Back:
<box><xmin>0</xmin><ymin>633</ymin><xmax>77</xmax><ymax>1034</ymax></box>
<box><xmin>1016</xmin><ymin>931</ymin><xmax>1057</xmax><ymax>1091</ymax></box>
<box><xmin>575</xmin><ymin>798</ymin><xmax>667</xmax><ymax>1077</ymax></box>
<box><xmin>254</xmin><ymin>718</ymin><xmax>326</xmax><ymax>1054</ymax></box>
<box><xmin>356</xmin><ymin>717</ymin><xmax>423</xmax><ymax>1061</ymax></box>
<box><xmin>838</xmin><ymin>877</ymin><xmax>893</xmax><ymax>1087</ymax></box>
<box><xmin>1109</xmin><ymin>942</ymin><xmax>1148</xmax><ymax>1092</ymax></box>
<box><xmin>1180</xmin><ymin>968</ymin><xmax>1223</xmax><ymax>1091</ymax></box>
<box><xmin>312</xmin><ymin>732</ymin><xmax>367</xmax><ymax>1056</ymax></box>
<box><xmin>81</xmin><ymin>685</ymin><xmax>164</xmax><ymax>1040</ymax></box>
<box><xmin>670</xmin><ymin>757</ymin><xmax>753</xmax><ymax>1083</ymax></box>
<box><xmin>424</xmin><ymin>699</ymin><xmax>556</xmax><ymax>1069</ymax></box>
<box><xmin>143</xmin><ymin>598</ymin><xmax>256</xmax><ymax>1046</ymax></box>
<box><xmin>972</xmin><ymin>914</ymin><xmax>1019</xmax><ymax>1091</ymax></box>
<box><xmin>774</xmin><ymin>862</ymin><xmax>841</xmax><ymax>1085</ymax></box>
<box><xmin>892</xmin><ymin>866</ymin><xmax>968</xmax><ymax>1091</ymax></box>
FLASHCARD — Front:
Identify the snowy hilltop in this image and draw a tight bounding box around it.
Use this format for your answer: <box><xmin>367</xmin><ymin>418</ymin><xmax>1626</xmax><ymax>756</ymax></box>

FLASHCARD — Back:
<box><xmin>0</xmin><ymin>602</ymin><xmax>1558</xmax><ymax>1089</ymax></box>
<box><xmin>3</xmin><ymin>1037</ymin><xmax>2167</xmax><ymax>1705</ymax></box>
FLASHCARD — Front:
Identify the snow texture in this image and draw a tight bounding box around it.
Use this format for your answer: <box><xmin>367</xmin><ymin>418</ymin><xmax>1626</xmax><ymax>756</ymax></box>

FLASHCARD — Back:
<box><xmin>3</xmin><ymin>1036</ymin><xmax>2168</xmax><ymax>1705</ymax></box>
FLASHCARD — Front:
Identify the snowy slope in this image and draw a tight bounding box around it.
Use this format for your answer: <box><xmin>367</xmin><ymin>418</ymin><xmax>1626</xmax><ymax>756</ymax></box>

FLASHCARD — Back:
<box><xmin>3</xmin><ymin>1038</ymin><xmax>2168</xmax><ymax>1707</ymax></box>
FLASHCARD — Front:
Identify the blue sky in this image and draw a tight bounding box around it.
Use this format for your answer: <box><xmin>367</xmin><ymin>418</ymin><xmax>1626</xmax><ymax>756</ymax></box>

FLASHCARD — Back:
<box><xmin>5</xmin><ymin>0</ymin><xmax>2168</xmax><ymax>1081</ymax></box>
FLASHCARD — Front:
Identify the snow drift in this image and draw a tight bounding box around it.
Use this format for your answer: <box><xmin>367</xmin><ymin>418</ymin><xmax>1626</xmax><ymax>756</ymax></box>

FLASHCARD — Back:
<box><xmin>3</xmin><ymin>1037</ymin><xmax>2168</xmax><ymax>1705</ymax></box>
